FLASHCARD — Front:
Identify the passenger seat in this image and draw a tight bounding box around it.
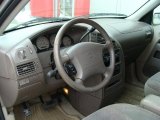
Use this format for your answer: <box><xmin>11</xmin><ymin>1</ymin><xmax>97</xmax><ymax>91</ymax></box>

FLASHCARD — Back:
<box><xmin>145</xmin><ymin>72</ymin><xmax>160</xmax><ymax>96</ymax></box>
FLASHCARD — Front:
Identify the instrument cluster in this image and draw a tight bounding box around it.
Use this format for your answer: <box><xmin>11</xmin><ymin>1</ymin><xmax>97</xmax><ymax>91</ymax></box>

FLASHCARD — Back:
<box><xmin>32</xmin><ymin>34</ymin><xmax>74</xmax><ymax>53</ymax></box>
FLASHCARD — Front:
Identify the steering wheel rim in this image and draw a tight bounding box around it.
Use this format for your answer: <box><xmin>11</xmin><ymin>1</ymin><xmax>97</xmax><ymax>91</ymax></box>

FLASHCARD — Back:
<box><xmin>54</xmin><ymin>18</ymin><xmax>115</xmax><ymax>92</ymax></box>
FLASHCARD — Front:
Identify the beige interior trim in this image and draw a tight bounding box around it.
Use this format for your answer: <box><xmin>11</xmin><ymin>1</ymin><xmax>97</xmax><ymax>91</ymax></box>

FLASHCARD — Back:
<box><xmin>136</xmin><ymin>25</ymin><xmax>160</xmax><ymax>82</ymax></box>
<box><xmin>0</xmin><ymin>96</ymin><xmax>15</xmax><ymax>120</ymax></box>
<box><xmin>127</xmin><ymin>0</ymin><xmax>160</xmax><ymax>20</ymax></box>
<box><xmin>0</xmin><ymin>0</ymin><xmax>11</xmax><ymax>13</ymax></box>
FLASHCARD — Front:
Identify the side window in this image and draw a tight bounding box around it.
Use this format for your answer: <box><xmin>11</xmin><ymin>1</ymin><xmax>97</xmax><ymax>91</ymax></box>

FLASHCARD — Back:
<box><xmin>153</xmin><ymin>5</ymin><xmax>160</xmax><ymax>25</ymax></box>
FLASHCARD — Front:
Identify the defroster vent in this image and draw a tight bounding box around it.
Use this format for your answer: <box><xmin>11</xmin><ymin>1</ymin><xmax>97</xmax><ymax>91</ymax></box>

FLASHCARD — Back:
<box><xmin>17</xmin><ymin>62</ymin><xmax>36</xmax><ymax>76</ymax></box>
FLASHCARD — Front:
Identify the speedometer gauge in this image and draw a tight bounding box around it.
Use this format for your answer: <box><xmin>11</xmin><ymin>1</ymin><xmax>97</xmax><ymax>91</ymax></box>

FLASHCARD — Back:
<box><xmin>36</xmin><ymin>36</ymin><xmax>49</xmax><ymax>50</ymax></box>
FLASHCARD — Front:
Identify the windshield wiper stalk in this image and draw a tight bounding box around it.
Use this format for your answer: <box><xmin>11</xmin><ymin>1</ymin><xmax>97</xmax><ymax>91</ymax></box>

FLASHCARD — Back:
<box><xmin>79</xmin><ymin>27</ymin><xmax>95</xmax><ymax>42</ymax></box>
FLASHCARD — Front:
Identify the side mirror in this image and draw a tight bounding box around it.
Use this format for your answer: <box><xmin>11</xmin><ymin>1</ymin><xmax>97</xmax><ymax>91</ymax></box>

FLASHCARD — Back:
<box><xmin>153</xmin><ymin>13</ymin><xmax>160</xmax><ymax>25</ymax></box>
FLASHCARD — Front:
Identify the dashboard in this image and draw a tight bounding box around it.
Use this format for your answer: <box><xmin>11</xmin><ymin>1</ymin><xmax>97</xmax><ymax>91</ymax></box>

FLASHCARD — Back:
<box><xmin>0</xmin><ymin>18</ymin><xmax>153</xmax><ymax>108</ymax></box>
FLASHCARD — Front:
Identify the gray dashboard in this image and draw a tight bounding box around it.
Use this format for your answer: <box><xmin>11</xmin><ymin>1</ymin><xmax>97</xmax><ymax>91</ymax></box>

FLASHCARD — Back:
<box><xmin>0</xmin><ymin>18</ymin><xmax>153</xmax><ymax>108</ymax></box>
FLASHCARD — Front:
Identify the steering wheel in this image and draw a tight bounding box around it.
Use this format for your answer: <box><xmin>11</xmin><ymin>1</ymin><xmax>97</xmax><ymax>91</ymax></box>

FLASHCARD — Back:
<box><xmin>54</xmin><ymin>18</ymin><xmax>115</xmax><ymax>92</ymax></box>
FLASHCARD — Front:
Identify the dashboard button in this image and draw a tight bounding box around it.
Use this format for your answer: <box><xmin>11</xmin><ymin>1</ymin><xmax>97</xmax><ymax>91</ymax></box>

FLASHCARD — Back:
<box><xmin>18</xmin><ymin>50</ymin><xmax>26</xmax><ymax>59</ymax></box>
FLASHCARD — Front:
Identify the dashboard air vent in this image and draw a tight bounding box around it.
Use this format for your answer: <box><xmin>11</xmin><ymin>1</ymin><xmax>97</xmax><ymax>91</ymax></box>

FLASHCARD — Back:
<box><xmin>17</xmin><ymin>62</ymin><xmax>36</xmax><ymax>76</ymax></box>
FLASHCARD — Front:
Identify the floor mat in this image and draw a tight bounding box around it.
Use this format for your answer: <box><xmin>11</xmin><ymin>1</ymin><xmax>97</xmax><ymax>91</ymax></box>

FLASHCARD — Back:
<box><xmin>59</xmin><ymin>97</ymin><xmax>84</xmax><ymax>119</ymax></box>
<box><xmin>116</xmin><ymin>83</ymin><xmax>145</xmax><ymax>105</ymax></box>
<box><xmin>14</xmin><ymin>103</ymin><xmax>80</xmax><ymax>120</ymax></box>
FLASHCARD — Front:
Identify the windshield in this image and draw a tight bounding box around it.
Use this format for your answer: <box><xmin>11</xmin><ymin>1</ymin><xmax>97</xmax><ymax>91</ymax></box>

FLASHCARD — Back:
<box><xmin>6</xmin><ymin>0</ymin><xmax>149</xmax><ymax>31</ymax></box>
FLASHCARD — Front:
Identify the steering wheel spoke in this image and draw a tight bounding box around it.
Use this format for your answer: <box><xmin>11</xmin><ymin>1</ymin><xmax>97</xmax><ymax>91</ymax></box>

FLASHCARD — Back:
<box><xmin>61</xmin><ymin>54</ymin><xmax>70</xmax><ymax>63</ymax></box>
<box><xmin>75</xmin><ymin>78</ymin><xmax>84</xmax><ymax>86</ymax></box>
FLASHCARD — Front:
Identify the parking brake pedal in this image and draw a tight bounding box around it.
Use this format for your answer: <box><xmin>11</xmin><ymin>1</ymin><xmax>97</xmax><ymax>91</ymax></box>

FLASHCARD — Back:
<box><xmin>22</xmin><ymin>102</ymin><xmax>32</xmax><ymax>117</ymax></box>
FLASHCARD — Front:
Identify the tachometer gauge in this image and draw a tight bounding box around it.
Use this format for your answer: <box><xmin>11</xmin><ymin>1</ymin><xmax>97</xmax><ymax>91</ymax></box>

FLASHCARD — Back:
<box><xmin>62</xmin><ymin>36</ymin><xmax>72</xmax><ymax>47</ymax></box>
<box><xmin>36</xmin><ymin>36</ymin><xmax>49</xmax><ymax>50</ymax></box>
<box><xmin>50</xmin><ymin>34</ymin><xmax>56</xmax><ymax>47</ymax></box>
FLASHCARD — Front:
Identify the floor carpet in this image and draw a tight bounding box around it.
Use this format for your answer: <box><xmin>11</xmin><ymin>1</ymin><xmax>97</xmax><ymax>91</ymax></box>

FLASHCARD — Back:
<box><xmin>116</xmin><ymin>83</ymin><xmax>145</xmax><ymax>105</ymax></box>
<box><xmin>14</xmin><ymin>103</ymin><xmax>80</xmax><ymax>120</ymax></box>
<box><xmin>14</xmin><ymin>83</ymin><xmax>144</xmax><ymax>120</ymax></box>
